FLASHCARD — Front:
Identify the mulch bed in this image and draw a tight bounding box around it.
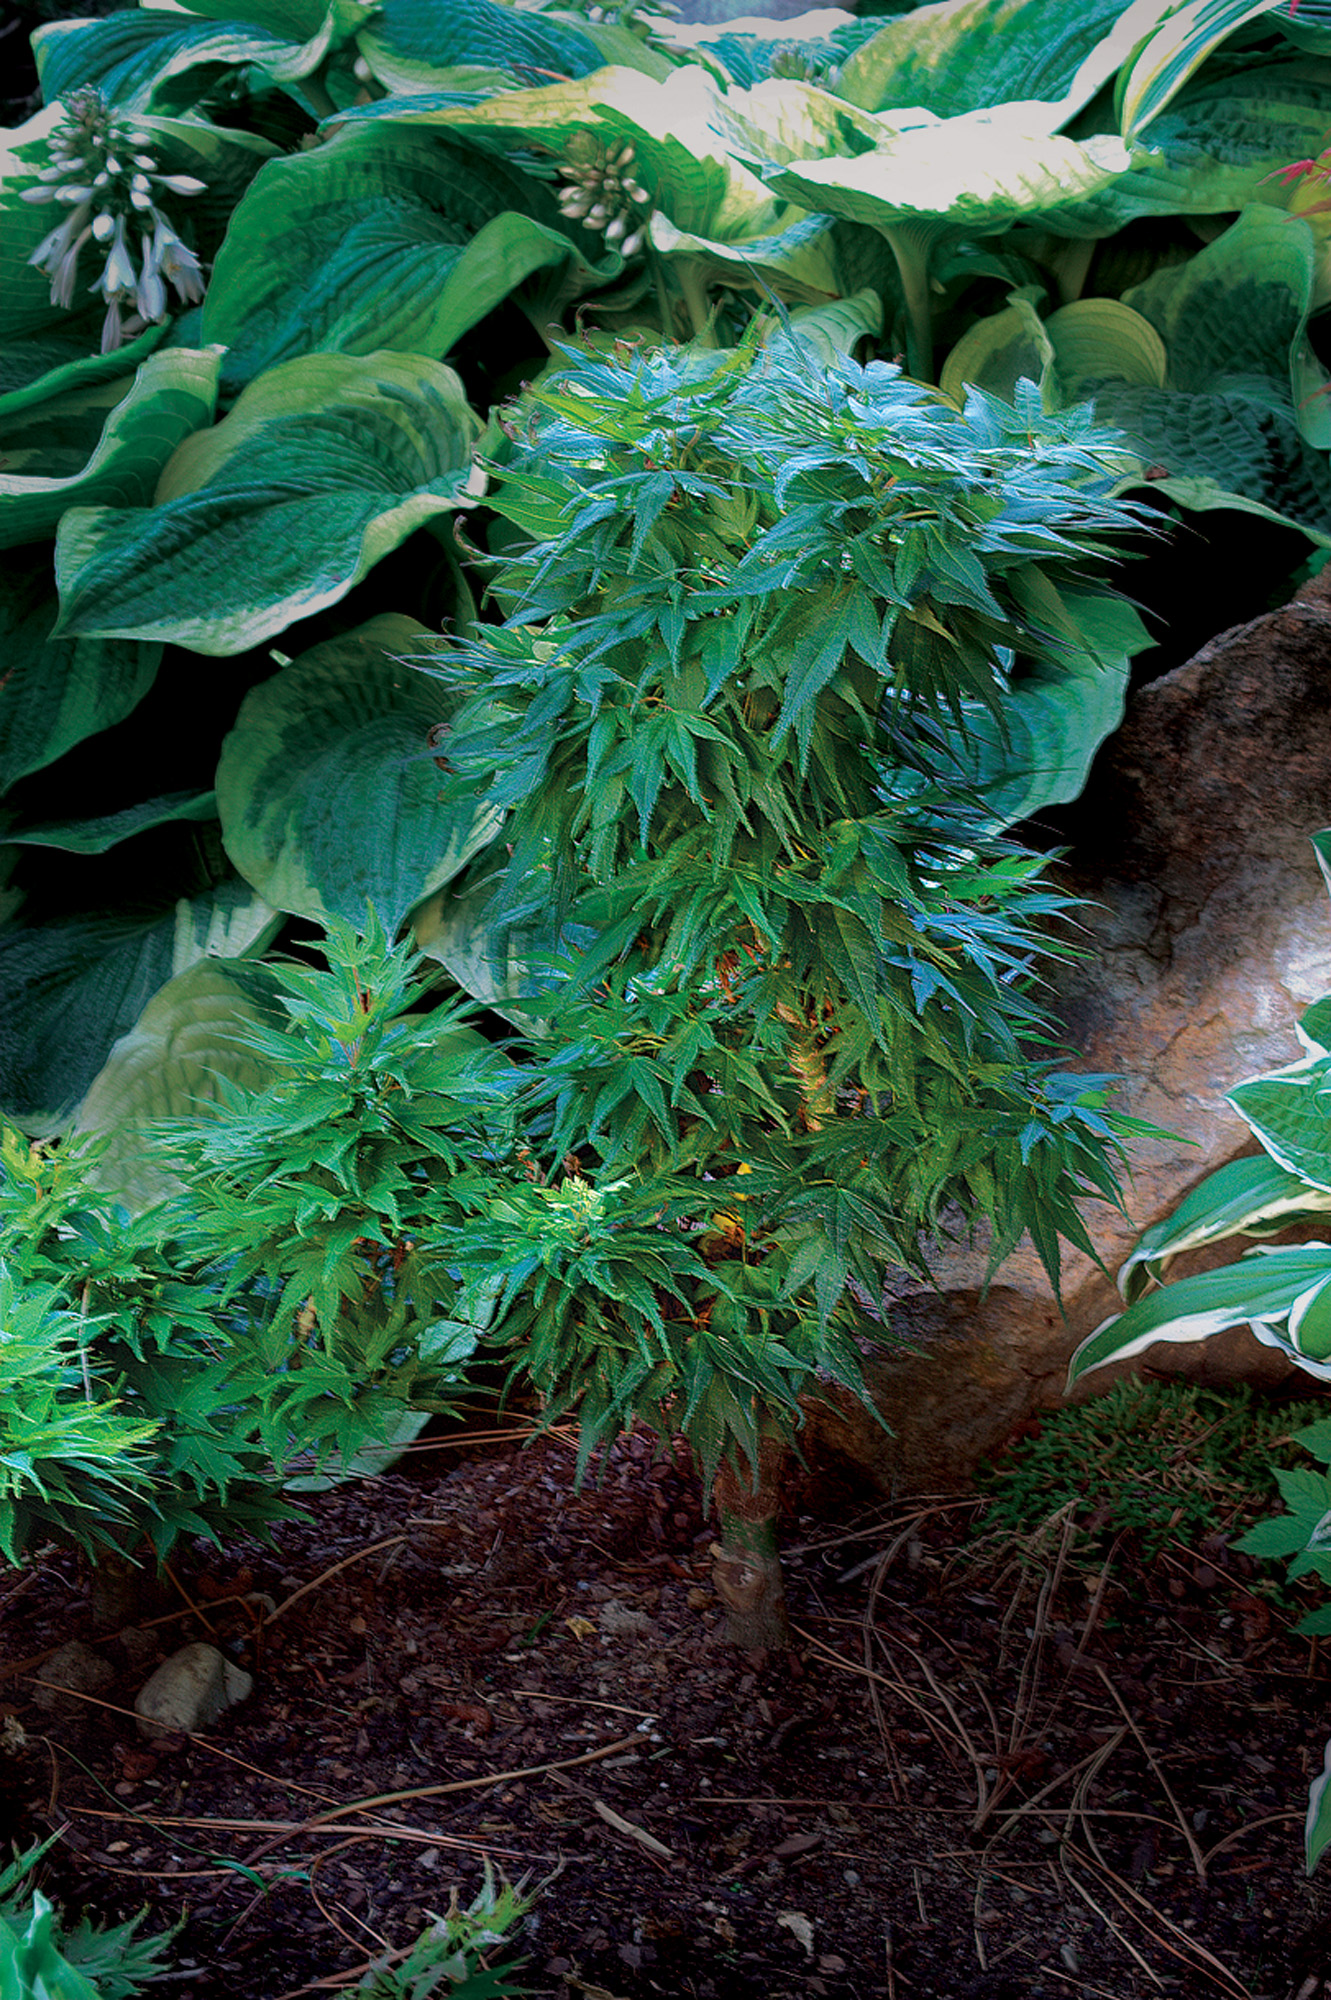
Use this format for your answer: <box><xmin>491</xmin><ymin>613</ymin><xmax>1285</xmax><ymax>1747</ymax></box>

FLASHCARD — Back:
<box><xmin>3</xmin><ymin>1421</ymin><xmax>1331</xmax><ymax>2000</ymax></box>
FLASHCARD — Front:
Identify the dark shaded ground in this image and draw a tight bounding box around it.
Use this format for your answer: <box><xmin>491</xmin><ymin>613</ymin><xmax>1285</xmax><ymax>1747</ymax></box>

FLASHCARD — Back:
<box><xmin>4</xmin><ymin>1421</ymin><xmax>1331</xmax><ymax>1999</ymax></box>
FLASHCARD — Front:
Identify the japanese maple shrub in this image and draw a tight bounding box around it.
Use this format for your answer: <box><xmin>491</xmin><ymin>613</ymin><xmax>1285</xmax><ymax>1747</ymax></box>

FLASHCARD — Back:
<box><xmin>426</xmin><ymin>326</ymin><xmax>1148</xmax><ymax>1649</ymax></box>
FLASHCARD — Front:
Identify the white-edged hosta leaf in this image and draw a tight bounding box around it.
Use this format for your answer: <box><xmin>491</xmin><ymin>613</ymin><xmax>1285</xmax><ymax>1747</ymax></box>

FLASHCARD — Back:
<box><xmin>0</xmin><ymin>792</ymin><xmax>217</xmax><ymax>853</ymax></box>
<box><xmin>762</xmin><ymin>105</ymin><xmax>1136</xmax><ymax>240</ymax></box>
<box><xmin>1229</xmin><ymin>1055</ymin><xmax>1331</xmax><ymax>1190</ymax></box>
<box><xmin>1300</xmin><ymin>994</ymin><xmax>1331</xmax><ymax>1056</ymax></box>
<box><xmin>837</xmin><ymin>0</ymin><xmax>1174</xmax><ymax>122</ymax></box>
<box><xmin>1115</xmin><ymin>0</ymin><xmax>1287</xmax><ymax>139</ymax></box>
<box><xmin>356</xmin><ymin>0</ymin><xmax>610</xmax><ymax>92</ymax></box>
<box><xmin>0</xmin><ymin>874</ymin><xmax>282</xmax><ymax>1132</ymax></box>
<box><xmin>0</xmin><ymin>348</ymin><xmax>220</xmax><ymax>552</ymax></box>
<box><xmin>53</xmin><ymin>350</ymin><xmax>484</xmax><ymax>655</ymax></box>
<box><xmin>781</xmin><ymin>287</ymin><xmax>884</xmax><ymax>361</ymax></box>
<box><xmin>1119</xmin><ymin>1154</ymin><xmax>1331</xmax><ymax>1303</ymax></box>
<box><xmin>1066</xmin><ymin>1242</ymin><xmax>1331</xmax><ymax>1387</ymax></box>
<box><xmin>217</xmin><ymin>614</ymin><xmax>503</xmax><ymax>930</ymax></box>
<box><xmin>0</xmin><ymin>556</ymin><xmax>161</xmax><ymax>794</ymax></box>
<box><xmin>1290</xmin><ymin>1270</ymin><xmax>1331</xmax><ymax>1360</ymax></box>
<box><xmin>34</xmin><ymin>0</ymin><xmax>372</xmax><ymax>110</ymax></box>
<box><xmin>201</xmin><ymin>123</ymin><xmax>615</xmax><ymax>392</ymax></box>
<box><xmin>337</xmin><ymin>64</ymin><xmax>783</xmax><ymax>242</ymax></box>
<box><xmin>1307</xmin><ymin>1735</ymin><xmax>1331</xmax><ymax>1873</ymax></box>
<box><xmin>71</xmin><ymin>955</ymin><xmax>286</xmax><ymax>1213</ymax></box>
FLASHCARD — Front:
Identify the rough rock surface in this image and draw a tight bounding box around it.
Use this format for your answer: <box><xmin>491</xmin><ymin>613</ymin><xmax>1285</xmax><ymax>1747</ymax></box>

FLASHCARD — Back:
<box><xmin>135</xmin><ymin>1641</ymin><xmax>253</xmax><ymax>1739</ymax></box>
<box><xmin>31</xmin><ymin>1639</ymin><xmax>114</xmax><ymax>1716</ymax></box>
<box><xmin>812</xmin><ymin>570</ymin><xmax>1331</xmax><ymax>1494</ymax></box>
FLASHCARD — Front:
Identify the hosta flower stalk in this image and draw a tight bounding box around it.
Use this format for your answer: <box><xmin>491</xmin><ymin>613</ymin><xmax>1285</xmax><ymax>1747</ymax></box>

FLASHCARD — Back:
<box><xmin>22</xmin><ymin>86</ymin><xmax>207</xmax><ymax>353</ymax></box>
<box><xmin>556</xmin><ymin>136</ymin><xmax>652</xmax><ymax>258</ymax></box>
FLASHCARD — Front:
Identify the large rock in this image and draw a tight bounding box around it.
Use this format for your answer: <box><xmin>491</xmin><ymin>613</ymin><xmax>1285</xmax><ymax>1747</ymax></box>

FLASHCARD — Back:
<box><xmin>811</xmin><ymin>570</ymin><xmax>1331</xmax><ymax>1493</ymax></box>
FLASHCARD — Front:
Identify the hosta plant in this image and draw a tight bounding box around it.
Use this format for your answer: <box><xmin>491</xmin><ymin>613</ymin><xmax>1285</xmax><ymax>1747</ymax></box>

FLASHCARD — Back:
<box><xmin>2</xmin><ymin>0</ymin><xmax>1331</xmax><ymax>1150</ymax></box>
<box><xmin>421</xmin><ymin>325</ymin><xmax>1152</xmax><ymax>1648</ymax></box>
<box><xmin>1066</xmin><ymin>826</ymin><xmax>1331</xmax><ymax>1871</ymax></box>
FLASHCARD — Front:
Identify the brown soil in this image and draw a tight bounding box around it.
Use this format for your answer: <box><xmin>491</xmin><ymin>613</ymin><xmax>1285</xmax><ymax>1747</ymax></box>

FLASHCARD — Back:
<box><xmin>3</xmin><ymin>1422</ymin><xmax>1331</xmax><ymax>2000</ymax></box>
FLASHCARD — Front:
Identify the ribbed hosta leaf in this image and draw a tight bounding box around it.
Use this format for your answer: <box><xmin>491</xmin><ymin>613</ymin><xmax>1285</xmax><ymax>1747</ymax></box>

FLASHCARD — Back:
<box><xmin>0</xmin><ymin>348</ymin><xmax>220</xmax><ymax>552</ymax></box>
<box><xmin>0</xmin><ymin>557</ymin><xmax>161</xmax><ymax>795</ymax></box>
<box><xmin>1097</xmin><ymin>206</ymin><xmax>1331</xmax><ymax>538</ymax></box>
<box><xmin>412</xmin><ymin>857</ymin><xmax>594</xmax><ymax>1029</ymax></box>
<box><xmin>355</xmin><ymin>0</ymin><xmax>609</xmax><ymax>92</ymax></box>
<box><xmin>53</xmin><ymin>350</ymin><xmax>483</xmax><ymax>654</ymax></box>
<box><xmin>201</xmin><ymin>122</ymin><xmax>615</xmax><ymax>392</ymax></box>
<box><xmin>1117</xmin><ymin>1154</ymin><xmax>1331</xmax><ymax>1302</ymax></box>
<box><xmin>217</xmin><ymin>615</ymin><xmax>503</xmax><ymax>929</ymax></box>
<box><xmin>0</xmin><ymin>874</ymin><xmax>281</xmax><ymax>1131</ymax></box>
<box><xmin>34</xmin><ymin>0</ymin><xmax>374</xmax><ymax>111</ymax></box>
<box><xmin>0</xmin><ymin>323</ymin><xmax>165</xmax><ymax>417</ymax></box>
<box><xmin>71</xmin><ymin>957</ymin><xmax>286</xmax><ymax>1213</ymax></box>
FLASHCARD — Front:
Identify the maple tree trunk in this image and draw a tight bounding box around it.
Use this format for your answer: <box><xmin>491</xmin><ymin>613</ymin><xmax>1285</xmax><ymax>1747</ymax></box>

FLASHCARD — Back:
<box><xmin>711</xmin><ymin>1432</ymin><xmax>789</xmax><ymax>1652</ymax></box>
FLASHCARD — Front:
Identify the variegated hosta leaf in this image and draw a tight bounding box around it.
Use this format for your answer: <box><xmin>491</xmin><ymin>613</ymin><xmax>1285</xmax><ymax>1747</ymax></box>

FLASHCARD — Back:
<box><xmin>1114</xmin><ymin>0</ymin><xmax>1287</xmax><ymax>138</ymax></box>
<box><xmin>1308</xmin><ymin>1735</ymin><xmax>1331</xmax><ymax>1873</ymax></box>
<box><xmin>53</xmin><ymin>350</ymin><xmax>484</xmax><ymax>655</ymax></box>
<box><xmin>1066</xmin><ymin>1242</ymin><xmax>1331</xmax><ymax>1387</ymax></box>
<box><xmin>411</xmin><ymin>857</ymin><xmax>594</xmax><ymax>1031</ymax></box>
<box><xmin>71</xmin><ymin>956</ymin><xmax>287</xmax><ymax>1213</ymax></box>
<box><xmin>217</xmin><ymin>615</ymin><xmax>503</xmax><ymax>930</ymax></box>
<box><xmin>836</xmin><ymin>0</ymin><xmax>1175</xmax><ymax>122</ymax></box>
<box><xmin>0</xmin><ymin>324</ymin><xmax>166</xmax><ymax>417</ymax></box>
<box><xmin>1118</xmin><ymin>1154</ymin><xmax>1331</xmax><ymax>1302</ymax></box>
<box><xmin>1229</xmin><ymin>1053</ymin><xmax>1331</xmax><ymax>1191</ymax></box>
<box><xmin>336</xmin><ymin>64</ymin><xmax>788</xmax><ymax>243</ymax></box>
<box><xmin>200</xmin><ymin>123</ymin><xmax>617</xmax><ymax>392</ymax></box>
<box><xmin>0</xmin><ymin>556</ymin><xmax>162</xmax><ymax>795</ymax></box>
<box><xmin>0</xmin><ymin>347</ymin><xmax>220</xmax><ymax>552</ymax></box>
<box><xmin>34</xmin><ymin>0</ymin><xmax>376</xmax><ymax>112</ymax></box>
<box><xmin>354</xmin><ymin>0</ymin><xmax>645</xmax><ymax>93</ymax></box>
<box><xmin>0</xmin><ymin>873</ymin><xmax>282</xmax><ymax>1132</ymax></box>
<box><xmin>0</xmin><ymin>792</ymin><xmax>217</xmax><ymax>853</ymax></box>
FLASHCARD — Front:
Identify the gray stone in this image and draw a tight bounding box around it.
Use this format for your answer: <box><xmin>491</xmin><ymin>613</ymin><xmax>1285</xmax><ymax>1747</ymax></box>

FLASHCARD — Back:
<box><xmin>31</xmin><ymin>1640</ymin><xmax>114</xmax><ymax>1716</ymax></box>
<box><xmin>135</xmin><ymin>1642</ymin><xmax>253</xmax><ymax>1739</ymax></box>
<box><xmin>806</xmin><ymin>570</ymin><xmax>1331</xmax><ymax>1494</ymax></box>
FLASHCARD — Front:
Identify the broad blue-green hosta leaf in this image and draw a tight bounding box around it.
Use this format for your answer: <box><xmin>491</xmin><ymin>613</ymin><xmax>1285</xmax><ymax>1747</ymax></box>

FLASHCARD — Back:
<box><xmin>0</xmin><ymin>791</ymin><xmax>217</xmax><ymax>853</ymax></box>
<box><xmin>0</xmin><ymin>873</ymin><xmax>281</xmax><ymax>1131</ymax></box>
<box><xmin>0</xmin><ymin>557</ymin><xmax>161</xmax><ymax>794</ymax></box>
<box><xmin>1118</xmin><ymin>1154</ymin><xmax>1331</xmax><ymax>1303</ymax></box>
<box><xmin>837</xmin><ymin>0</ymin><xmax>1175</xmax><ymax>121</ymax></box>
<box><xmin>217</xmin><ymin>615</ymin><xmax>503</xmax><ymax>930</ymax></box>
<box><xmin>354</xmin><ymin>0</ymin><xmax>666</xmax><ymax>93</ymax></box>
<box><xmin>1098</xmin><ymin>205</ymin><xmax>1331</xmax><ymax>538</ymax></box>
<box><xmin>201</xmin><ymin>123</ymin><xmax>616</xmax><ymax>392</ymax></box>
<box><xmin>0</xmin><ymin>347</ymin><xmax>220</xmax><ymax>551</ymax></box>
<box><xmin>920</xmin><ymin>591</ymin><xmax>1148</xmax><ymax>835</ymax></box>
<box><xmin>0</xmin><ymin>322</ymin><xmax>166</xmax><ymax>416</ymax></box>
<box><xmin>1066</xmin><ymin>1242</ymin><xmax>1331</xmax><ymax>1386</ymax></box>
<box><xmin>53</xmin><ymin>350</ymin><xmax>483</xmax><ymax>654</ymax></box>
<box><xmin>34</xmin><ymin>0</ymin><xmax>375</xmax><ymax>111</ymax></box>
<box><xmin>71</xmin><ymin>956</ymin><xmax>285</xmax><ymax>1212</ymax></box>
